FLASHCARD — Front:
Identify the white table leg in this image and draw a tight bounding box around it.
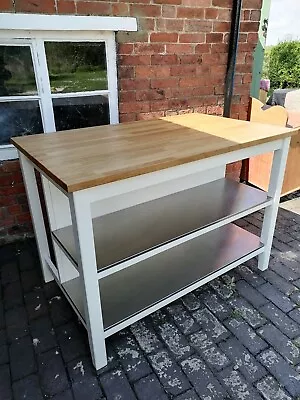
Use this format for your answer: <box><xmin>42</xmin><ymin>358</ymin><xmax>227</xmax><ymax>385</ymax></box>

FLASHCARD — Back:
<box><xmin>258</xmin><ymin>137</ymin><xmax>291</xmax><ymax>271</ymax></box>
<box><xmin>69</xmin><ymin>191</ymin><xmax>107</xmax><ymax>370</ymax></box>
<box><xmin>19</xmin><ymin>152</ymin><xmax>53</xmax><ymax>283</ymax></box>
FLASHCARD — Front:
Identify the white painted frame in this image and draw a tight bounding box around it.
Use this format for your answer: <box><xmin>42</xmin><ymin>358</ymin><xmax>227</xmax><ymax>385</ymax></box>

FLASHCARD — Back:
<box><xmin>17</xmin><ymin>135</ymin><xmax>291</xmax><ymax>370</ymax></box>
<box><xmin>0</xmin><ymin>15</ymin><xmax>137</xmax><ymax>160</ymax></box>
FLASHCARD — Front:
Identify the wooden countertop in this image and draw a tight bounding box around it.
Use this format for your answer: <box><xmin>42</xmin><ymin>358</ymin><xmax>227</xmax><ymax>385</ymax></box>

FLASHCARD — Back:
<box><xmin>11</xmin><ymin>113</ymin><xmax>299</xmax><ymax>193</ymax></box>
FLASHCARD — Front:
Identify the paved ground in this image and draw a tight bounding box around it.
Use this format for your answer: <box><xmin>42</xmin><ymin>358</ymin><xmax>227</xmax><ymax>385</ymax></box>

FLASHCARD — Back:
<box><xmin>1</xmin><ymin>208</ymin><xmax>300</xmax><ymax>400</ymax></box>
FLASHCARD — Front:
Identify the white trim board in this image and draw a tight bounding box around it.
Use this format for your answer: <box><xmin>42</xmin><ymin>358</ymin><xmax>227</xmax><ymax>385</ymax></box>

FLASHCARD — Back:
<box><xmin>0</xmin><ymin>13</ymin><xmax>137</xmax><ymax>32</ymax></box>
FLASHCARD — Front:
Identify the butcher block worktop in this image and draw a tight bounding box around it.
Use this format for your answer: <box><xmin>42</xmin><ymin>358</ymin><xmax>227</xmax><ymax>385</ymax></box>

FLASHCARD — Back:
<box><xmin>11</xmin><ymin>113</ymin><xmax>299</xmax><ymax>193</ymax></box>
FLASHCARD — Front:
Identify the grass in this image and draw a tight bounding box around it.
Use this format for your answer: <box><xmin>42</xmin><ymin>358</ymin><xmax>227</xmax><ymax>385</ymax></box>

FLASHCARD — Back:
<box><xmin>5</xmin><ymin>69</ymin><xmax>107</xmax><ymax>96</ymax></box>
<box><xmin>49</xmin><ymin>69</ymin><xmax>107</xmax><ymax>93</ymax></box>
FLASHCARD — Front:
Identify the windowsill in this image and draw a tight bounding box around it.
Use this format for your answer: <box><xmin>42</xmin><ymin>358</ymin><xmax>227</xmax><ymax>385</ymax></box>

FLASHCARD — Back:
<box><xmin>0</xmin><ymin>13</ymin><xmax>137</xmax><ymax>32</ymax></box>
<box><xmin>0</xmin><ymin>145</ymin><xmax>18</xmax><ymax>161</ymax></box>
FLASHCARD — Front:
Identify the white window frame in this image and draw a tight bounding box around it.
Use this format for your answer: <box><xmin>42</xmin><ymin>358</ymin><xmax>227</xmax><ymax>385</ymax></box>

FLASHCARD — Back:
<box><xmin>0</xmin><ymin>14</ymin><xmax>137</xmax><ymax>160</ymax></box>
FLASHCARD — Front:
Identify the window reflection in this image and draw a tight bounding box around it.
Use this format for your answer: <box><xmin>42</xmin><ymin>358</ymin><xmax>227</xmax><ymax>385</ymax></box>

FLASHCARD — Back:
<box><xmin>53</xmin><ymin>95</ymin><xmax>109</xmax><ymax>131</ymax></box>
<box><xmin>0</xmin><ymin>101</ymin><xmax>43</xmax><ymax>145</ymax></box>
<box><xmin>0</xmin><ymin>46</ymin><xmax>37</xmax><ymax>96</ymax></box>
<box><xmin>45</xmin><ymin>42</ymin><xmax>108</xmax><ymax>93</ymax></box>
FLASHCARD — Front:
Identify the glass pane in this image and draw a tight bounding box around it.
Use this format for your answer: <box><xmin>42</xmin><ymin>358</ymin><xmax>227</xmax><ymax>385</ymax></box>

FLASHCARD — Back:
<box><xmin>53</xmin><ymin>95</ymin><xmax>109</xmax><ymax>131</ymax></box>
<box><xmin>0</xmin><ymin>101</ymin><xmax>43</xmax><ymax>145</ymax></box>
<box><xmin>0</xmin><ymin>45</ymin><xmax>37</xmax><ymax>96</ymax></box>
<box><xmin>45</xmin><ymin>42</ymin><xmax>107</xmax><ymax>93</ymax></box>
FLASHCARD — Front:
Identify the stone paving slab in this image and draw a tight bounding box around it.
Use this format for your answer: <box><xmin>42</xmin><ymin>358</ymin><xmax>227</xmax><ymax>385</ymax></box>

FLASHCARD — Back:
<box><xmin>1</xmin><ymin>209</ymin><xmax>300</xmax><ymax>399</ymax></box>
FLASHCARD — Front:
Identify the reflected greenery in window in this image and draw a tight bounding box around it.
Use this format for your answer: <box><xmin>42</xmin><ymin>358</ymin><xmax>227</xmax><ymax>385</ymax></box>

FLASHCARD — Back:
<box><xmin>45</xmin><ymin>42</ymin><xmax>108</xmax><ymax>93</ymax></box>
<box><xmin>0</xmin><ymin>45</ymin><xmax>37</xmax><ymax>96</ymax></box>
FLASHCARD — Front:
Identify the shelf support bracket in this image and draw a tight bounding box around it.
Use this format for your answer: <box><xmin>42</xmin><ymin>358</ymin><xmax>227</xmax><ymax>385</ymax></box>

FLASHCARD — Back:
<box><xmin>258</xmin><ymin>137</ymin><xmax>291</xmax><ymax>271</ymax></box>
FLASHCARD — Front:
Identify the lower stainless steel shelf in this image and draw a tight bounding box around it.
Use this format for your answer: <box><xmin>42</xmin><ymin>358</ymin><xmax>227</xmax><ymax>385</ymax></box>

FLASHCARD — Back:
<box><xmin>53</xmin><ymin>178</ymin><xmax>268</xmax><ymax>271</ymax></box>
<box><xmin>61</xmin><ymin>223</ymin><xmax>263</xmax><ymax>334</ymax></box>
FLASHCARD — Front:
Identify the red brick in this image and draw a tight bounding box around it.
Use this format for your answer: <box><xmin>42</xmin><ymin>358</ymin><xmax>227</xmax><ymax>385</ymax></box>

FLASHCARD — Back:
<box><xmin>120</xmin><ymin>113</ymin><xmax>137</xmax><ymax>123</ymax></box>
<box><xmin>170</xmin><ymin>65</ymin><xmax>196</xmax><ymax>76</ymax></box>
<box><xmin>120</xmin><ymin>78</ymin><xmax>150</xmax><ymax>90</ymax></box>
<box><xmin>16</xmin><ymin>213</ymin><xmax>32</xmax><ymax>224</ymax></box>
<box><xmin>179</xmin><ymin>77</ymin><xmax>198</xmax><ymax>88</ymax></box>
<box><xmin>120</xmin><ymin>55</ymin><xmax>151</xmax><ymax>66</ymax></box>
<box><xmin>177</xmin><ymin>7</ymin><xmax>205</xmax><ymax>19</ymax></box>
<box><xmin>153</xmin><ymin>0</ymin><xmax>181</xmax><ymax>3</ymax></box>
<box><xmin>193</xmin><ymin>86</ymin><xmax>214</xmax><ymax>96</ymax></box>
<box><xmin>157</xmin><ymin>18</ymin><xmax>184</xmax><ymax>32</ymax></box>
<box><xmin>162</xmin><ymin>5</ymin><xmax>176</xmax><ymax>18</ymax></box>
<box><xmin>119</xmin><ymin>90</ymin><xmax>136</xmax><ymax>102</ymax></box>
<box><xmin>57</xmin><ymin>0</ymin><xmax>75</xmax><ymax>14</ymax></box>
<box><xmin>112</xmin><ymin>3</ymin><xmax>129</xmax><ymax>16</ymax></box>
<box><xmin>15</xmin><ymin>0</ymin><xmax>55</xmax><ymax>13</ymax></box>
<box><xmin>243</xmin><ymin>10</ymin><xmax>251</xmax><ymax>20</ymax></box>
<box><xmin>2</xmin><ymin>217</ymin><xmax>15</xmax><ymax>227</ymax></box>
<box><xmin>118</xmin><ymin>44</ymin><xmax>134</xmax><ymax>55</ymax></box>
<box><xmin>136</xmin><ymin>89</ymin><xmax>165</xmax><ymax>101</ymax></box>
<box><xmin>211</xmin><ymin>43</ymin><xmax>228</xmax><ymax>53</ymax></box>
<box><xmin>168</xmin><ymin>98</ymin><xmax>189</xmax><ymax>109</ymax></box>
<box><xmin>150</xmin><ymin>32</ymin><xmax>178</xmax><ymax>43</ymax></box>
<box><xmin>179</xmin><ymin>34</ymin><xmax>205</xmax><ymax>43</ymax></box>
<box><xmin>210</xmin><ymin>65</ymin><xmax>226</xmax><ymax>75</ymax></box>
<box><xmin>0</xmin><ymin>195</ymin><xmax>17</xmax><ymax>207</ymax></box>
<box><xmin>250</xmin><ymin>10</ymin><xmax>261</xmax><ymax>21</ymax></box>
<box><xmin>151</xmin><ymin>54</ymin><xmax>178</xmax><ymax>65</ymax></box>
<box><xmin>138</xmin><ymin>17</ymin><xmax>155</xmax><ymax>31</ymax></box>
<box><xmin>151</xmin><ymin>78</ymin><xmax>179</xmax><ymax>89</ymax></box>
<box><xmin>164</xmin><ymin>87</ymin><xmax>194</xmax><ymax>99</ymax></box>
<box><xmin>136</xmin><ymin>65</ymin><xmax>170</xmax><ymax>78</ymax></box>
<box><xmin>118</xmin><ymin>66</ymin><xmax>135</xmax><ymax>79</ymax></box>
<box><xmin>119</xmin><ymin>101</ymin><xmax>150</xmax><ymax>114</ymax></box>
<box><xmin>213</xmin><ymin>22</ymin><xmax>231</xmax><ymax>32</ymax></box>
<box><xmin>7</xmin><ymin>204</ymin><xmax>22</xmax><ymax>216</ymax></box>
<box><xmin>129</xmin><ymin>4</ymin><xmax>161</xmax><ymax>17</ymax></box>
<box><xmin>205</xmin><ymin>8</ymin><xmax>218</xmax><ymax>19</ymax></box>
<box><xmin>217</xmin><ymin>8</ymin><xmax>231</xmax><ymax>20</ymax></box>
<box><xmin>166</xmin><ymin>44</ymin><xmax>195</xmax><ymax>54</ymax></box>
<box><xmin>195</xmin><ymin>43</ymin><xmax>211</xmax><ymax>53</ymax></box>
<box><xmin>117</xmin><ymin>31</ymin><xmax>149</xmax><ymax>44</ymax></box>
<box><xmin>201</xmin><ymin>53</ymin><xmax>221</xmax><ymax>65</ymax></box>
<box><xmin>240</xmin><ymin>21</ymin><xmax>259</xmax><ymax>32</ymax></box>
<box><xmin>137</xmin><ymin>111</ymin><xmax>165</xmax><ymax>120</ymax></box>
<box><xmin>182</xmin><ymin>0</ymin><xmax>211</xmax><ymax>5</ymax></box>
<box><xmin>247</xmin><ymin>32</ymin><xmax>259</xmax><ymax>42</ymax></box>
<box><xmin>150</xmin><ymin>100</ymin><xmax>169</xmax><ymax>111</ymax></box>
<box><xmin>179</xmin><ymin>55</ymin><xmax>201</xmax><ymax>64</ymax></box>
<box><xmin>0</xmin><ymin>0</ymin><xmax>13</xmax><ymax>11</ymax></box>
<box><xmin>76</xmin><ymin>1</ymin><xmax>111</xmax><ymax>15</ymax></box>
<box><xmin>239</xmin><ymin>33</ymin><xmax>248</xmax><ymax>43</ymax></box>
<box><xmin>243</xmin><ymin>0</ymin><xmax>262</xmax><ymax>8</ymax></box>
<box><xmin>212</xmin><ymin>0</ymin><xmax>232</xmax><ymax>7</ymax></box>
<box><xmin>206</xmin><ymin>33</ymin><xmax>224</xmax><ymax>43</ymax></box>
<box><xmin>0</xmin><ymin>174</ymin><xmax>13</xmax><ymax>186</ymax></box>
<box><xmin>134</xmin><ymin>43</ymin><xmax>165</xmax><ymax>55</ymax></box>
<box><xmin>185</xmin><ymin>20</ymin><xmax>212</xmax><ymax>33</ymax></box>
<box><xmin>243</xmin><ymin>74</ymin><xmax>252</xmax><ymax>84</ymax></box>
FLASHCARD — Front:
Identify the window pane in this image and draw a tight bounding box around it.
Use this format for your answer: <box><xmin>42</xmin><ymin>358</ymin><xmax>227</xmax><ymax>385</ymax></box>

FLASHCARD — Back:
<box><xmin>0</xmin><ymin>101</ymin><xmax>43</xmax><ymax>145</ymax></box>
<box><xmin>0</xmin><ymin>45</ymin><xmax>37</xmax><ymax>96</ymax></box>
<box><xmin>45</xmin><ymin>42</ymin><xmax>107</xmax><ymax>93</ymax></box>
<box><xmin>53</xmin><ymin>95</ymin><xmax>109</xmax><ymax>131</ymax></box>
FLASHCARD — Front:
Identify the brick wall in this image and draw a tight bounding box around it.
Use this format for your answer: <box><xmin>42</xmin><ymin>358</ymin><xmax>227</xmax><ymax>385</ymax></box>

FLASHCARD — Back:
<box><xmin>0</xmin><ymin>0</ymin><xmax>261</xmax><ymax>243</ymax></box>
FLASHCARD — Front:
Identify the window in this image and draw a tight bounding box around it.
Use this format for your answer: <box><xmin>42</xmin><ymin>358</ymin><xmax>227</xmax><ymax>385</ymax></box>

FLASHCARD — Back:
<box><xmin>0</xmin><ymin>14</ymin><xmax>137</xmax><ymax>160</ymax></box>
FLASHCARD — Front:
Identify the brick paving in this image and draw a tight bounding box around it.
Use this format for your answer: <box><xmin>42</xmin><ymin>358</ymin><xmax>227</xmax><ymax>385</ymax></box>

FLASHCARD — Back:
<box><xmin>1</xmin><ymin>208</ymin><xmax>300</xmax><ymax>399</ymax></box>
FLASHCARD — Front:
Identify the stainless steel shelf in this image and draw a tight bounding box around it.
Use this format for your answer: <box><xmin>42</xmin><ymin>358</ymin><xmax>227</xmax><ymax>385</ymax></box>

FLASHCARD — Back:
<box><xmin>61</xmin><ymin>224</ymin><xmax>263</xmax><ymax>333</ymax></box>
<box><xmin>52</xmin><ymin>178</ymin><xmax>268</xmax><ymax>272</ymax></box>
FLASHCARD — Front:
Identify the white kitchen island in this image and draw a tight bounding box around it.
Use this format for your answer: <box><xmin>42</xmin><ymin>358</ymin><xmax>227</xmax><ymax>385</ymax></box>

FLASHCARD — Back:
<box><xmin>12</xmin><ymin>113</ymin><xmax>299</xmax><ymax>369</ymax></box>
